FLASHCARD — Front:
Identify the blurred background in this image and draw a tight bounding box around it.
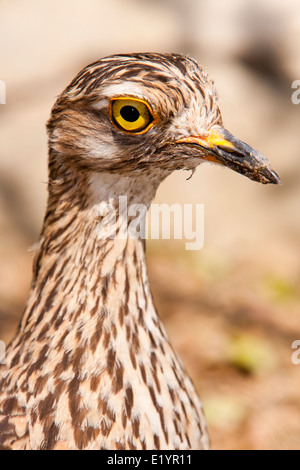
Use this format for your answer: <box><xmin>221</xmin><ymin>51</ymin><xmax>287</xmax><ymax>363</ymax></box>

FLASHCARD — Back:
<box><xmin>1</xmin><ymin>0</ymin><xmax>300</xmax><ymax>449</ymax></box>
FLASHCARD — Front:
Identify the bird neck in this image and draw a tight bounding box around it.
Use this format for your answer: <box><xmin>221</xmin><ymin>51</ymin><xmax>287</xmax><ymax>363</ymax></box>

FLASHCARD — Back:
<box><xmin>7</xmin><ymin>168</ymin><xmax>206</xmax><ymax>450</ymax></box>
<box><xmin>18</xmin><ymin>170</ymin><xmax>165</xmax><ymax>337</ymax></box>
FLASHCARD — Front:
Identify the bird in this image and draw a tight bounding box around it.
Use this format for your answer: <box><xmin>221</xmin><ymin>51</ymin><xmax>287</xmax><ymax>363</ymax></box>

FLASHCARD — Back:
<box><xmin>0</xmin><ymin>53</ymin><xmax>280</xmax><ymax>450</ymax></box>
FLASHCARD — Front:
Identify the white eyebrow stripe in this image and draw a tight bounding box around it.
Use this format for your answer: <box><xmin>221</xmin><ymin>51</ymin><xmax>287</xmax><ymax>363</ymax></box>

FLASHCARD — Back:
<box><xmin>91</xmin><ymin>82</ymin><xmax>147</xmax><ymax>111</ymax></box>
<box><xmin>91</xmin><ymin>99</ymin><xmax>109</xmax><ymax>110</ymax></box>
<box><xmin>102</xmin><ymin>82</ymin><xmax>145</xmax><ymax>99</ymax></box>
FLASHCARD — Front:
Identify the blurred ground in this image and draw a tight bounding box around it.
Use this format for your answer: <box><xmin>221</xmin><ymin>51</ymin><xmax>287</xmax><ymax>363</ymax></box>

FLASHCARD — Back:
<box><xmin>1</xmin><ymin>0</ymin><xmax>300</xmax><ymax>450</ymax></box>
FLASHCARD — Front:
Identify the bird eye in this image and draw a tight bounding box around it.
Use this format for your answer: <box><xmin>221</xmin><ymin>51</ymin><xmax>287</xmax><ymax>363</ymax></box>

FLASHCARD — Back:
<box><xmin>110</xmin><ymin>98</ymin><xmax>154</xmax><ymax>134</ymax></box>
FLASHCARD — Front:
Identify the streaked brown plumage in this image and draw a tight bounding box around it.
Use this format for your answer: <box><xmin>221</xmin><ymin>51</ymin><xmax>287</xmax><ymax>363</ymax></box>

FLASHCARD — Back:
<box><xmin>0</xmin><ymin>53</ymin><xmax>280</xmax><ymax>450</ymax></box>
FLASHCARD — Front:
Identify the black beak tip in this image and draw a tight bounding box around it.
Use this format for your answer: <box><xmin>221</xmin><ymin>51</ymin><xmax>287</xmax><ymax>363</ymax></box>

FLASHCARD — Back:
<box><xmin>259</xmin><ymin>168</ymin><xmax>282</xmax><ymax>185</ymax></box>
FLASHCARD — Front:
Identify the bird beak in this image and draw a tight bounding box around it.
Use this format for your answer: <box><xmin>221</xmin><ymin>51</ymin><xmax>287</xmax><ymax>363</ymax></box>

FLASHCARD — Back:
<box><xmin>176</xmin><ymin>125</ymin><xmax>281</xmax><ymax>184</ymax></box>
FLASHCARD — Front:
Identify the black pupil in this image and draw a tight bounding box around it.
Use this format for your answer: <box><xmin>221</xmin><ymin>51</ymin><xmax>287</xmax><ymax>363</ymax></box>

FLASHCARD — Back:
<box><xmin>120</xmin><ymin>105</ymin><xmax>140</xmax><ymax>122</ymax></box>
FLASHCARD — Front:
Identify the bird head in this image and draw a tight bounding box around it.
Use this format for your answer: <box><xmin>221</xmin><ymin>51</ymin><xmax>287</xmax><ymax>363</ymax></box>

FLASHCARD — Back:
<box><xmin>47</xmin><ymin>53</ymin><xmax>280</xmax><ymax>185</ymax></box>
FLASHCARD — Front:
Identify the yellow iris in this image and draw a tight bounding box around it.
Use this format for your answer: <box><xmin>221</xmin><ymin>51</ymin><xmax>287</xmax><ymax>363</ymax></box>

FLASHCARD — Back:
<box><xmin>110</xmin><ymin>98</ymin><xmax>154</xmax><ymax>134</ymax></box>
